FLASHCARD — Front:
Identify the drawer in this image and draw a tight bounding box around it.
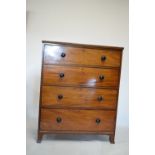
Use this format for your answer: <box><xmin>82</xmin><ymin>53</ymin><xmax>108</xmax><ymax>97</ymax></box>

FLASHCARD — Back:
<box><xmin>41</xmin><ymin>86</ymin><xmax>117</xmax><ymax>109</ymax></box>
<box><xmin>42</xmin><ymin>65</ymin><xmax>119</xmax><ymax>88</ymax></box>
<box><xmin>40</xmin><ymin>109</ymin><xmax>115</xmax><ymax>132</ymax></box>
<box><xmin>44</xmin><ymin>45</ymin><xmax>122</xmax><ymax>67</ymax></box>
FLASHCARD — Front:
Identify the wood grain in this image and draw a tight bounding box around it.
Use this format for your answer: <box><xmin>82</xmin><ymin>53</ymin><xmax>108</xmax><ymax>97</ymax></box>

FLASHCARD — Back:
<box><xmin>40</xmin><ymin>109</ymin><xmax>115</xmax><ymax>131</ymax></box>
<box><xmin>41</xmin><ymin>86</ymin><xmax>117</xmax><ymax>109</ymax></box>
<box><xmin>44</xmin><ymin>45</ymin><xmax>122</xmax><ymax>67</ymax></box>
<box><xmin>42</xmin><ymin>65</ymin><xmax>120</xmax><ymax>88</ymax></box>
<box><xmin>37</xmin><ymin>41</ymin><xmax>123</xmax><ymax>143</ymax></box>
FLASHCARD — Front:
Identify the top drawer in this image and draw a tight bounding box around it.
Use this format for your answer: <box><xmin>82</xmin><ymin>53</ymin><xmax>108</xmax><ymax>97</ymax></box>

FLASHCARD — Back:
<box><xmin>43</xmin><ymin>44</ymin><xmax>122</xmax><ymax>67</ymax></box>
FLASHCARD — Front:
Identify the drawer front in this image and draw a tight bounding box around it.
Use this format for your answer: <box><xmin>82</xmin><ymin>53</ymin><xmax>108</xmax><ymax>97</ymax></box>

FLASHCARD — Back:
<box><xmin>43</xmin><ymin>65</ymin><xmax>119</xmax><ymax>88</ymax></box>
<box><xmin>41</xmin><ymin>86</ymin><xmax>117</xmax><ymax>109</ymax></box>
<box><xmin>44</xmin><ymin>45</ymin><xmax>122</xmax><ymax>67</ymax></box>
<box><xmin>40</xmin><ymin>109</ymin><xmax>115</xmax><ymax>131</ymax></box>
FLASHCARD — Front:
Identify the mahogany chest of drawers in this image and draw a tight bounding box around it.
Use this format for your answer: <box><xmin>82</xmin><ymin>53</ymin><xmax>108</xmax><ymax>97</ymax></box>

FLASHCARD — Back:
<box><xmin>37</xmin><ymin>41</ymin><xmax>123</xmax><ymax>143</ymax></box>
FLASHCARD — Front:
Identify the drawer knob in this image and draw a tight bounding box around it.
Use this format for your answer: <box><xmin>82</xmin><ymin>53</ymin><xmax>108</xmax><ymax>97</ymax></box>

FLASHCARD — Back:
<box><xmin>99</xmin><ymin>75</ymin><xmax>104</xmax><ymax>80</ymax></box>
<box><xmin>101</xmin><ymin>56</ymin><xmax>106</xmax><ymax>61</ymax></box>
<box><xmin>59</xmin><ymin>73</ymin><xmax>64</xmax><ymax>78</ymax></box>
<box><xmin>61</xmin><ymin>53</ymin><xmax>66</xmax><ymax>57</ymax></box>
<box><xmin>58</xmin><ymin>94</ymin><xmax>63</xmax><ymax>100</ymax></box>
<box><xmin>56</xmin><ymin>117</ymin><xmax>62</xmax><ymax>123</ymax></box>
<box><xmin>97</xmin><ymin>96</ymin><xmax>104</xmax><ymax>101</ymax></box>
<box><xmin>96</xmin><ymin>118</ymin><xmax>101</xmax><ymax>124</ymax></box>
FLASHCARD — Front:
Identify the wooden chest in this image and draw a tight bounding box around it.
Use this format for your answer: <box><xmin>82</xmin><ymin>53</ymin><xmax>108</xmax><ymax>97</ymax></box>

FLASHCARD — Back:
<box><xmin>37</xmin><ymin>41</ymin><xmax>123</xmax><ymax>143</ymax></box>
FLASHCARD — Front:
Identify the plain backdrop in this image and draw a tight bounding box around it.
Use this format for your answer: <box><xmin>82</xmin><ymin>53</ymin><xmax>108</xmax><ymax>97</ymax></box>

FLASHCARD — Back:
<box><xmin>27</xmin><ymin>0</ymin><xmax>128</xmax><ymax>128</ymax></box>
<box><xmin>2</xmin><ymin>0</ymin><xmax>155</xmax><ymax>155</ymax></box>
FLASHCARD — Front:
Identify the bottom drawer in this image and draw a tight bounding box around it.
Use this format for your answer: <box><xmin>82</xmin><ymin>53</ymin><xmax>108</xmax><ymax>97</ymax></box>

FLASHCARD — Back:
<box><xmin>40</xmin><ymin>109</ymin><xmax>115</xmax><ymax>132</ymax></box>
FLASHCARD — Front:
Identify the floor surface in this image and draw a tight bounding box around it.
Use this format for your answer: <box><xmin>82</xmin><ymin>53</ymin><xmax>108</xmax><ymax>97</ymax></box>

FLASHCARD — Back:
<box><xmin>27</xmin><ymin>116</ymin><xmax>128</xmax><ymax>155</ymax></box>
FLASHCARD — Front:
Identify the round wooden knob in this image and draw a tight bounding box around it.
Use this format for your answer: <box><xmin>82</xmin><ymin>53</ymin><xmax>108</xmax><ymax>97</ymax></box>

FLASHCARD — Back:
<box><xmin>101</xmin><ymin>56</ymin><xmax>106</xmax><ymax>61</ymax></box>
<box><xmin>99</xmin><ymin>75</ymin><xmax>104</xmax><ymax>80</ymax></box>
<box><xmin>58</xmin><ymin>94</ymin><xmax>63</xmax><ymax>100</ymax></box>
<box><xmin>97</xmin><ymin>96</ymin><xmax>103</xmax><ymax>101</ymax></box>
<box><xmin>96</xmin><ymin>118</ymin><xmax>101</xmax><ymax>124</ymax></box>
<box><xmin>56</xmin><ymin>117</ymin><xmax>62</xmax><ymax>123</ymax></box>
<box><xmin>61</xmin><ymin>53</ymin><xmax>66</xmax><ymax>57</ymax></box>
<box><xmin>59</xmin><ymin>73</ymin><xmax>64</xmax><ymax>78</ymax></box>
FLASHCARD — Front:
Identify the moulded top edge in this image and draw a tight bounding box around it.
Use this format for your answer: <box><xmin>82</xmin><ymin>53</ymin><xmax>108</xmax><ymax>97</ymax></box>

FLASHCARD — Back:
<box><xmin>42</xmin><ymin>40</ymin><xmax>124</xmax><ymax>51</ymax></box>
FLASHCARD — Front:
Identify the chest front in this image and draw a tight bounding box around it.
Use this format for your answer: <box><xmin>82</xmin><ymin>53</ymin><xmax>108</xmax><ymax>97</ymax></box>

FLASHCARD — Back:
<box><xmin>37</xmin><ymin>41</ymin><xmax>123</xmax><ymax>144</ymax></box>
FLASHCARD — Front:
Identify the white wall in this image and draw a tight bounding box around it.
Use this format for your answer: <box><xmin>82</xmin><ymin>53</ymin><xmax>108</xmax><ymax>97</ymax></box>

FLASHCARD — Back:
<box><xmin>27</xmin><ymin>0</ymin><xmax>129</xmax><ymax>127</ymax></box>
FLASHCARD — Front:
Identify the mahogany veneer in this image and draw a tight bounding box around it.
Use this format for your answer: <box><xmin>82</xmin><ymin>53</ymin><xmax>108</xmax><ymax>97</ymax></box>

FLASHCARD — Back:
<box><xmin>37</xmin><ymin>41</ymin><xmax>123</xmax><ymax>143</ymax></box>
<box><xmin>43</xmin><ymin>65</ymin><xmax>120</xmax><ymax>88</ymax></box>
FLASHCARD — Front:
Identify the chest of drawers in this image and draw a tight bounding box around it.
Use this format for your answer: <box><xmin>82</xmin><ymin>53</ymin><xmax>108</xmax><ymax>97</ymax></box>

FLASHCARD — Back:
<box><xmin>37</xmin><ymin>41</ymin><xmax>123</xmax><ymax>143</ymax></box>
